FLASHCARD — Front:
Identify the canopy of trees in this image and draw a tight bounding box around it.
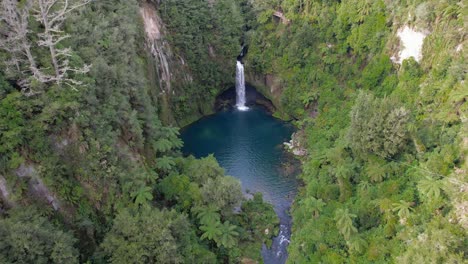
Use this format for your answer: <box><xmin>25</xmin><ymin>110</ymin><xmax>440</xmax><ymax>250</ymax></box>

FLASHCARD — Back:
<box><xmin>0</xmin><ymin>0</ymin><xmax>277</xmax><ymax>263</ymax></box>
<box><xmin>0</xmin><ymin>0</ymin><xmax>466</xmax><ymax>263</ymax></box>
<box><xmin>245</xmin><ymin>0</ymin><xmax>467</xmax><ymax>262</ymax></box>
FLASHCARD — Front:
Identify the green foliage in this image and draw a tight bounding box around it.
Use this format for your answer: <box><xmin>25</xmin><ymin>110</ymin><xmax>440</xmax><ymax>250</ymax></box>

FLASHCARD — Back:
<box><xmin>200</xmin><ymin>176</ymin><xmax>243</xmax><ymax>214</ymax></box>
<box><xmin>417</xmin><ymin>176</ymin><xmax>443</xmax><ymax>202</ymax></box>
<box><xmin>185</xmin><ymin>155</ymin><xmax>226</xmax><ymax>184</ymax></box>
<box><xmin>392</xmin><ymin>200</ymin><xmax>413</xmax><ymax>222</ymax></box>
<box><xmin>346</xmin><ymin>235</ymin><xmax>368</xmax><ymax>255</ymax></box>
<box><xmin>200</xmin><ymin>221</ymin><xmax>223</xmax><ymax>242</ymax></box>
<box><xmin>334</xmin><ymin>208</ymin><xmax>357</xmax><ymax>240</ymax></box>
<box><xmin>159</xmin><ymin>0</ymin><xmax>245</xmax><ymax>121</ymax></box>
<box><xmin>195</xmin><ymin>205</ymin><xmax>221</xmax><ymax>226</ymax></box>
<box><xmin>159</xmin><ymin>173</ymin><xmax>199</xmax><ymax>210</ymax></box>
<box><xmin>200</xmin><ymin>219</ymin><xmax>239</xmax><ymax>249</ymax></box>
<box><xmin>303</xmin><ymin>196</ymin><xmax>326</xmax><ymax>218</ymax></box>
<box><xmin>239</xmin><ymin>192</ymin><xmax>279</xmax><ymax>243</ymax></box>
<box><xmin>100</xmin><ymin>207</ymin><xmax>203</xmax><ymax>264</ymax></box>
<box><xmin>0</xmin><ymin>207</ymin><xmax>78</xmax><ymax>264</ymax></box>
<box><xmin>348</xmin><ymin>91</ymin><xmax>410</xmax><ymax>158</ymax></box>
<box><xmin>0</xmin><ymin>92</ymin><xmax>25</xmax><ymax>157</ymax></box>
<box><xmin>247</xmin><ymin>0</ymin><xmax>466</xmax><ymax>262</ymax></box>
<box><xmin>364</xmin><ymin>156</ymin><xmax>387</xmax><ymax>183</ymax></box>
<box><xmin>155</xmin><ymin>156</ymin><xmax>176</xmax><ymax>172</ymax></box>
<box><xmin>396</xmin><ymin>217</ymin><xmax>466</xmax><ymax>263</ymax></box>
<box><xmin>217</xmin><ymin>221</ymin><xmax>239</xmax><ymax>248</ymax></box>
<box><xmin>131</xmin><ymin>186</ymin><xmax>153</xmax><ymax>207</ymax></box>
<box><xmin>195</xmin><ymin>205</ymin><xmax>240</xmax><ymax>249</ymax></box>
<box><xmin>361</xmin><ymin>55</ymin><xmax>396</xmax><ymax>96</ymax></box>
<box><xmin>0</xmin><ymin>1</ymin><xmax>265</xmax><ymax>262</ymax></box>
<box><xmin>0</xmin><ymin>0</ymin><xmax>465</xmax><ymax>263</ymax></box>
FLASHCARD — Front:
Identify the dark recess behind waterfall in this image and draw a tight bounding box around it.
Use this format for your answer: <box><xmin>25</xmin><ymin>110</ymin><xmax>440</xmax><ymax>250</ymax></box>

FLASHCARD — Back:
<box><xmin>218</xmin><ymin>45</ymin><xmax>277</xmax><ymax>114</ymax></box>
<box><xmin>215</xmin><ymin>85</ymin><xmax>276</xmax><ymax>113</ymax></box>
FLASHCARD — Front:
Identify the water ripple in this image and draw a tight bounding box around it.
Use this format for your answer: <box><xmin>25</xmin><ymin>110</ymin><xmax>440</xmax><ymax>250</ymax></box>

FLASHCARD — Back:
<box><xmin>181</xmin><ymin>107</ymin><xmax>298</xmax><ymax>264</ymax></box>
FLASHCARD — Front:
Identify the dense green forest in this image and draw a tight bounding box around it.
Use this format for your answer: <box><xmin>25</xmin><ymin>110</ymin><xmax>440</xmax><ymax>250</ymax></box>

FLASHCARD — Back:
<box><xmin>0</xmin><ymin>0</ymin><xmax>276</xmax><ymax>263</ymax></box>
<box><xmin>0</xmin><ymin>0</ymin><xmax>466</xmax><ymax>263</ymax></box>
<box><xmin>244</xmin><ymin>0</ymin><xmax>467</xmax><ymax>263</ymax></box>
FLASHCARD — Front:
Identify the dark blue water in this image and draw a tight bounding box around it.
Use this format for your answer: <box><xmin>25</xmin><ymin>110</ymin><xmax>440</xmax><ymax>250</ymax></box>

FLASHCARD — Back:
<box><xmin>181</xmin><ymin>106</ymin><xmax>298</xmax><ymax>264</ymax></box>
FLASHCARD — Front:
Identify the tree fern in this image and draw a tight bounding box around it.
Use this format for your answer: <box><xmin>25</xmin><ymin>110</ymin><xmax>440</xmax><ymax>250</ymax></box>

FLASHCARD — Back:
<box><xmin>334</xmin><ymin>208</ymin><xmax>357</xmax><ymax>240</ymax></box>
<box><xmin>131</xmin><ymin>186</ymin><xmax>153</xmax><ymax>206</ymax></box>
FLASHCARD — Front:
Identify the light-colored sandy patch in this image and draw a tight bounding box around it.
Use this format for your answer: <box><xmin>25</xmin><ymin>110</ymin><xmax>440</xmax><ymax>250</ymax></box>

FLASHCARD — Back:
<box><xmin>393</xmin><ymin>26</ymin><xmax>427</xmax><ymax>64</ymax></box>
<box><xmin>0</xmin><ymin>175</ymin><xmax>9</xmax><ymax>199</ymax></box>
<box><xmin>140</xmin><ymin>3</ymin><xmax>161</xmax><ymax>40</ymax></box>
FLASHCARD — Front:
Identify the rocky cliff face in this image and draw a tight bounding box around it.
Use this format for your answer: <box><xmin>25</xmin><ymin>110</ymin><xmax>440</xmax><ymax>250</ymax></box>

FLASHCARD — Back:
<box><xmin>140</xmin><ymin>1</ymin><xmax>193</xmax><ymax>125</ymax></box>
<box><xmin>0</xmin><ymin>175</ymin><xmax>12</xmax><ymax>208</ymax></box>
<box><xmin>244</xmin><ymin>70</ymin><xmax>290</xmax><ymax>118</ymax></box>
<box><xmin>139</xmin><ymin>0</ymin><xmax>245</xmax><ymax>126</ymax></box>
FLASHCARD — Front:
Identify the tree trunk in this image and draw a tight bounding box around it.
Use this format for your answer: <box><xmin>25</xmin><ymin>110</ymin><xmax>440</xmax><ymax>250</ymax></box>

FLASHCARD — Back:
<box><xmin>38</xmin><ymin>2</ymin><xmax>61</xmax><ymax>82</ymax></box>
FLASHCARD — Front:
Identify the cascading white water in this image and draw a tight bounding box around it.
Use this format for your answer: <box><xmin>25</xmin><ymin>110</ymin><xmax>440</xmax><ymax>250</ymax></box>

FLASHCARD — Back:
<box><xmin>236</xmin><ymin>60</ymin><xmax>248</xmax><ymax>111</ymax></box>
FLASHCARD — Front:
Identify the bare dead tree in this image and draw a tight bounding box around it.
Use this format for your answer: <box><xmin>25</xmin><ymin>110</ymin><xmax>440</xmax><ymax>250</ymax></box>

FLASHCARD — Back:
<box><xmin>0</xmin><ymin>0</ymin><xmax>91</xmax><ymax>94</ymax></box>
<box><xmin>0</xmin><ymin>0</ymin><xmax>27</xmax><ymax>73</ymax></box>
<box><xmin>32</xmin><ymin>0</ymin><xmax>91</xmax><ymax>87</ymax></box>
<box><xmin>0</xmin><ymin>0</ymin><xmax>45</xmax><ymax>94</ymax></box>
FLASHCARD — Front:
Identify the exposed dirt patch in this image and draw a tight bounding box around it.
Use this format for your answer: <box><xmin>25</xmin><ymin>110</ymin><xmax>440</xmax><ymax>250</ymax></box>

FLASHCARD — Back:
<box><xmin>140</xmin><ymin>2</ymin><xmax>161</xmax><ymax>40</ymax></box>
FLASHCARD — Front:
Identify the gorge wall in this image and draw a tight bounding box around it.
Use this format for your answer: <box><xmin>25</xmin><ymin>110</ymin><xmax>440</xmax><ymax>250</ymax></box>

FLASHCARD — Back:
<box><xmin>140</xmin><ymin>0</ymin><xmax>245</xmax><ymax>127</ymax></box>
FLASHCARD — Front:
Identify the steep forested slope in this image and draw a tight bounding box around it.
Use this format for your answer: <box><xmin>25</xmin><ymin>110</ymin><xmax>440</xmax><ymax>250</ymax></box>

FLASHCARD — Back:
<box><xmin>244</xmin><ymin>0</ymin><xmax>467</xmax><ymax>262</ymax></box>
<box><xmin>143</xmin><ymin>0</ymin><xmax>246</xmax><ymax>125</ymax></box>
<box><xmin>0</xmin><ymin>0</ymin><xmax>276</xmax><ymax>263</ymax></box>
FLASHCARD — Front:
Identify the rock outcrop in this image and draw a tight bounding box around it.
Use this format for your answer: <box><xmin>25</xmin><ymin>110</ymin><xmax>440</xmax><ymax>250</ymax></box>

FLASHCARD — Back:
<box><xmin>16</xmin><ymin>163</ymin><xmax>60</xmax><ymax>211</ymax></box>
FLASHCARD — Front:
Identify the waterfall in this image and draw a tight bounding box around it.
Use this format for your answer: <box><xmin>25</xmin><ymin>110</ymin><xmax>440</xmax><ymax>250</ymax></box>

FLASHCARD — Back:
<box><xmin>236</xmin><ymin>60</ymin><xmax>248</xmax><ymax>111</ymax></box>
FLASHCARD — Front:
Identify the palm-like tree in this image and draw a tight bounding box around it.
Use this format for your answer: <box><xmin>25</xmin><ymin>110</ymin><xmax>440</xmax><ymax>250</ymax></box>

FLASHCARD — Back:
<box><xmin>326</xmin><ymin>146</ymin><xmax>345</xmax><ymax>164</ymax></box>
<box><xmin>155</xmin><ymin>156</ymin><xmax>175</xmax><ymax>172</ymax></box>
<box><xmin>200</xmin><ymin>221</ymin><xmax>222</xmax><ymax>241</ymax></box>
<box><xmin>301</xmin><ymin>90</ymin><xmax>319</xmax><ymax>108</ymax></box>
<box><xmin>154</xmin><ymin>138</ymin><xmax>173</xmax><ymax>153</ymax></box>
<box><xmin>142</xmin><ymin>170</ymin><xmax>158</xmax><ymax>184</ymax></box>
<box><xmin>358</xmin><ymin>180</ymin><xmax>371</xmax><ymax>192</ymax></box>
<box><xmin>131</xmin><ymin>186</ymin><xmax>153</xmax><ymax>206</ymax></box>
<box><xmin>195</xmin><ymin>205</ymin><xmax>220</xmax><ymax>226</ymax></box>
<box><xmin>407</xmin><ymin>122</ymin><xmax>428</xmax><ymax>153</ymax></box>
<box><xmin>303</xmin><ymin>197</ymin><xmax>326</xmax><ymax>218</ymax></box>
<box><xmin>162</xmin><ymin>127</ymin><xmax>183</xmax><ymax>148</ymax></box>
<box><xmin>335</xmin><ymin>208</ymin><xmax>357</xmax><ymax>240</ymax></box>
<box><xmin>418</xmin><ymin>176</ymin><xmax>442</xmax><ymax>201</ymax></box>
<box><xmin>366</xmin><ymin>161</ymin><xmax>386</xmax><ymax>183</ymax></box>
<box><xmin>374</xmin><ymin>198</ymin><xmax>393</xmax><ymax>214</ymax></box>
<box><xmin>347</xmin><ymin>235</ymin><xmax>368</xmax><ymax>254</ymax></box>
<box><xmin>216</xmin><ymin>221</ymin><xmax>239</xmax><ymax>248</ymax></box>
<box><xmin>392</xmin><ymin>200</ymin><xmax>413</xmax><ymax>222</ymax></box>
<box><xmin>334</xmin><ymin>163</ymin><xmax>353</xmax><ymax>180</ymax></box>
<box><xmin>200</xmin><ymin>220</ymin><xmax>239</xmax><ymax>249</ymax></box>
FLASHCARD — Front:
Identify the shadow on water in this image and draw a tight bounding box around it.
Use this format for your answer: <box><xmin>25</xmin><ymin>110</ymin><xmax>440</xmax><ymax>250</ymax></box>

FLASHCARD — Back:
<box><xmin>181</xmin><ymin>101</ymin><xmax>298</xmax><ymax>264</ymax></box>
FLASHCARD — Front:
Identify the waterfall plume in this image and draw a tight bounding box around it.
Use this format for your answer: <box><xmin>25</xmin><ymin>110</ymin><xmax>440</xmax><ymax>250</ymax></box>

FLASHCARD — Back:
<box><xmin>236</xmin><ymin>60</ymin><xmax>248</xmax><ymax>111</ymax></box>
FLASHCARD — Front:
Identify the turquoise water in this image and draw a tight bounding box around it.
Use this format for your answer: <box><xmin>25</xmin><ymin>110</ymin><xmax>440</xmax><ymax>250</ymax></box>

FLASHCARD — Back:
<box><xmin>181</xmin><ymin>106</ymin><xmax>298</xmax><ymax>264</ymax></box>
